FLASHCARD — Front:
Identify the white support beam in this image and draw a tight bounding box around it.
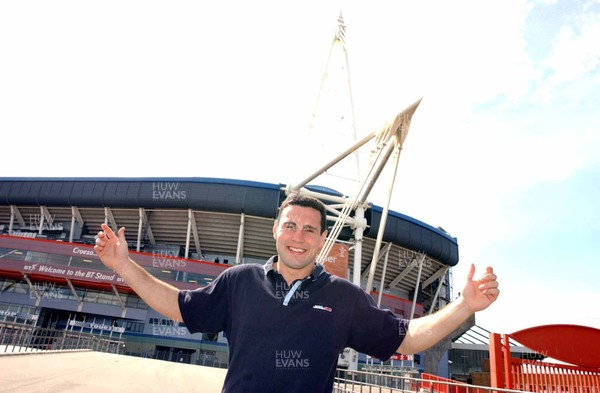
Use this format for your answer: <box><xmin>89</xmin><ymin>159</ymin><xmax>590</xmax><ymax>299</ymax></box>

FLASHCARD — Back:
<box><xmin>184</xmin><ymin>209</ymin><xmax>203</xmax><ymax>259</ymax></box>
<box><xmin>387</xmin><ymin>261</ymin><xmax>416</xmax><ymax>290</ymax></box>
<box><xmin>111</xmin><ymin>284</ymin><xmax>126</xmax><ymax>310</ymax></box>
<box><xmin>185</xmin><ymin>209</ymin><xmax>192</xmax><ymax>259</ymax></box>
<box><xmin>23</xmin><ymin>275</ymin><xmax>41</xmax><ymax>304</ymax></box>
<box><xmin>289</xmin><ymin>185</ymin><xmax>355</xmax><ymax>205</ymax></box>
<box><xmin>288</xmin><ymin>99</ymin><xmax>422</xmax><ymax>294</ymax></box>
<box><xmin>72</xmin><ymin>206</ymin><xmax>84</xmax><ymax>227</ymax></box>
<box><xmin>409</xmin><ymin>253</ymin><xmax>426</xmax><ymax>320</ymax></box>
<box><xmin>8</xmin><ymin>207</ymin><xmax>14</xmax><ymax>234</ymax></box>
<box><xmin>138</xmin><ymin>208</ymin><xmax>155</xmax><ymax>246</ymax></box>
<box><xmin>291</xmin><ymin>131</ymin><xmax>378</xmax><ymax>192</ymax></box>
<box><xmin>356</xmin><ymin>134</ymin><xmax>397</xmax><ymax>206</ymax></box>
<box><xmin>352</xmin><ymin>207</ymin><xmax>366</xmax><ymax>286</ymax></box>
<box><xmin>10</xmin><ymin>205</ymin><xmax>26</xmax><ymax>229</ymax></box>
<box><xmin>236</xmin><ymin>213</ymin><xmax>245</xmax><ymax>265</ymax></box>
<box><xmin>70</xmin><ymin>206</ymin><xmax>84</xmax><ymax>243</ymax></box>
<box><xmin>376</xmin><ymin>242</ymin><xmax>393</xmax><ymax>307</ymax></box>
<box><xmin>361</xmin><ymin>242</ymin><xmax>391</xmax><ymax>280</ymax></box>
<box><xmin>65</xmin><ymin>278</ymin><xmax>82</xmax><ymax>303</ymax></box>
<box><xmin>365</xmin><ymin>138</ymin><xmax>402</xmax><ymax>295</ymax></box>
<box><xmin>422</xmin><ymin>266</ymin><xmax>449</xmax><ymax>289</ymax></box>
<box><xmin>104</xmin><ymin>207</ymin><xmax>118</xmax><ymax>232</ymax></box>
<box><xmin>137</xmin><ymin>208</ymin><xmax>144</xmax><ymax>252</ymax></box>
<box><xmin>41</xmin><ymin>206</ymin><xmax>54</xmax><ymax>226</ymax></box>
<box><xmin>428</xmin><ymin>267</ymin><xmax>449</xmax><ymax>315</ymax></box>
<box><xmin>190</xmin><ymin>209</ymin><xmax>202</xmax><ymax>258</ymax></box>
<box><xmin>38</xmin><ymin>206</ymin><xmax>45</xmax><ymax>235</ymax></box>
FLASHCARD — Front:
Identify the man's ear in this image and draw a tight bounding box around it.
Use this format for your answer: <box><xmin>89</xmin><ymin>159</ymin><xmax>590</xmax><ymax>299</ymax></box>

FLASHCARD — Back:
<box><xmin>320</xmin><ymin>229</ymin><xmax>328</xmax><ymax>247</ymax></box>
<box><xmin>272</xmin><ymin>221</ymin><xmax>278</xmax><ymax>240</ymax></box>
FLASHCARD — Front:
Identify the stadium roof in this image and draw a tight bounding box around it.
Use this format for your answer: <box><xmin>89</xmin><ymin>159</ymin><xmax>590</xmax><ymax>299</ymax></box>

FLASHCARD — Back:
<box><xmin>0</xmin><ymin>177</ymin><xmax>459</xmax><ymax>302</ymax></box>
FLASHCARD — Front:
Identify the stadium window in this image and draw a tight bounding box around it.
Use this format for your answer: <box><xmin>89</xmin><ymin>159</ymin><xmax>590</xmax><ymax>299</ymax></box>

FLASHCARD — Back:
<box><xmin>97</xmin><ymin>292</ymin><xmax>114</xmax><ymax>305</ymax></box>
<box><xmin>414</xmin><ymin>354</ymin><xmax>421</xmax><ymax>365</ymax></box>
<box><xmin>125</xmin><ymin>295</ymin><xmax>143</xmax><ymax>309</ymax></box>
<box><xmin>0</xmin><ymin>278</ymin><xmax>15</xmax><ymax>292</ymax></box>
<box><xmin>57</xmin><ymin>286</ymin><xmax>72</xmax><ymax>300</ymax></box>
<box><xmin>83</xmin><ymin>289</ymin><xmax>100</xmax><ymax>303</ymax></box>
<box><xmin>125</xmin><ymin>321</ymin><xmax>144</xmax><ymax>333</ymax></box>
<box><xmin>204</xmin><ymin>333</ymin><xmax>218</xmax><ymax>342</ymax></box>
<box><xmin>46</xmin><ymin>253</ymin><xmax>70</xmax><ymax>266</ymax></box>
<box><xmin>14</xmin><ymin>282</ymin><xmax>29</xmax><ymax>295</ymax></box>
<box><xmin>24</xmin><ymin>251</ymin><xmax>47</xmax><ymax>264</ymax></box>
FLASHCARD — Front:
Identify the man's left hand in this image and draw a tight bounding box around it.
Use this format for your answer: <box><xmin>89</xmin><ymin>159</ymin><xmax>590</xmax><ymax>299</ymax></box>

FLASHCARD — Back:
<box><xmin>461</xmin><ymin>264</ymin><xmax>500</xmax><ymax>312</ymax></box>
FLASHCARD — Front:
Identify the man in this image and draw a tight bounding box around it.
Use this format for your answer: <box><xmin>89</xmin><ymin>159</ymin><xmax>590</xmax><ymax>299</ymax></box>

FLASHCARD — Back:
<box><xmin>94</xmin><ymin>194</ymin><xmax>499</xmax><ymax>392</ymax></box>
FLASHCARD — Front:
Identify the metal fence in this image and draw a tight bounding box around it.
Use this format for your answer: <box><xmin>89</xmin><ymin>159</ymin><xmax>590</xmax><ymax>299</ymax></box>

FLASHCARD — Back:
<box><xmin>490</xmin><ymin>332</ymin><xmax>600</xmax><ymax>393</ymax></box>
<box><xmin>334</xmin><ymin>369</ymin><xmax>532</xmax><ymax>393</ymax></box>
<box><xmin>0</xmin><ymin>322</ymin><xmax>123</xmax><ymax>355</ymax></box>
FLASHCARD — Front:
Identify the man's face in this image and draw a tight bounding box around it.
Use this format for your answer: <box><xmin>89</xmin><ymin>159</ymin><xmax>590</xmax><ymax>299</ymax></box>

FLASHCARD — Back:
<box><xmin>273</xmin><ymin>204</ymin><xmax>327</xmax><ymax>276</ymax></box>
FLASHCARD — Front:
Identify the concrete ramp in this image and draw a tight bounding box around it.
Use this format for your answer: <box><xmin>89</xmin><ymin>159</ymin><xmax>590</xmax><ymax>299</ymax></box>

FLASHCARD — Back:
<box><xmin>0</xmin><ymin>351</ymin><xmax>226</xmax><ymax>393</ymax></box>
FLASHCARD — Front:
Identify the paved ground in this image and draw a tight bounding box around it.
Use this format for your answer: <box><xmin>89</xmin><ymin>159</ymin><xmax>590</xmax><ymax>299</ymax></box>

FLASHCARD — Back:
<box><xmin>0</xmin><ymin>350</ymin><xmax>227</xmax><ymax>393</ymax></box>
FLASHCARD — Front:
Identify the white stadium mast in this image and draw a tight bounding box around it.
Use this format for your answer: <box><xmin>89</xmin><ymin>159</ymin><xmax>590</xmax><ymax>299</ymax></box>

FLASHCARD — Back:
<box><xmin>286</xmin><ymin>13</ymin><xmax>422</xmax><ymax>371</ymax></box>
<box><xmin>305</xmin><ymin>11</ymin><xmax>361</xmax><ymax>186</ymax></box>
<box><xmin>286</xmin><ymin>11</ymin><xmax>422</xmax><ymax>293</ymax></box>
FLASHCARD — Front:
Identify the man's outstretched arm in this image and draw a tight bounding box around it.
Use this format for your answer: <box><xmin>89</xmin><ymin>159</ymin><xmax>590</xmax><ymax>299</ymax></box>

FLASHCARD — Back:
<box><xmin>397</xmin><ymin>264</ymin><xmax>499</xmax><ymax>355</ymax></box>
<box><xmin>94</xmin><ymin>223</ymin><xmax>183</xmax><ymax>322</ymax></box>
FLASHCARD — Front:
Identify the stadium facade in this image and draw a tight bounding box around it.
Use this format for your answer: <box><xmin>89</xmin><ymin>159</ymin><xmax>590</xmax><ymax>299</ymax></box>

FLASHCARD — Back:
<box><xmin>0</xmin><ymin>177</ymin><xmax>459</xmax><ymax>371</ymax></box>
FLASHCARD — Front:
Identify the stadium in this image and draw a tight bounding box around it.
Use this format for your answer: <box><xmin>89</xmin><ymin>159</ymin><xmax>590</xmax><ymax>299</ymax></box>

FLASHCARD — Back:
<box><xmin>3</xmin><ymin>10</ymin><xmax>600</xmax><ymax>393</ymax></box>
<box><xmin>0</xmin><ymin>13</ymin><xmax>474</xmax><ymax>384</ymax></box>
<box><xmin>0</xmin><ymin>176</ymin><xmax>460</xmax><ymax>375</ymax></box>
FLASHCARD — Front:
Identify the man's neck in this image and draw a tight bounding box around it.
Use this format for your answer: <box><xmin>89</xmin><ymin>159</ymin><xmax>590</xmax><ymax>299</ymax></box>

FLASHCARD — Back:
<box><xmin>275</xmin><ymin>262</ymin><xmax>315</xmax><ymax>286</ymax></box>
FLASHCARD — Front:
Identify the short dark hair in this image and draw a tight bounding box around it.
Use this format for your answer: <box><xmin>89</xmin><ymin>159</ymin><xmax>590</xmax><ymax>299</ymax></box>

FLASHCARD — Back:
<box><xmin>276</xmin><ymin>194</ymin><xmax>327</xmax><ymax>234</ymax></box>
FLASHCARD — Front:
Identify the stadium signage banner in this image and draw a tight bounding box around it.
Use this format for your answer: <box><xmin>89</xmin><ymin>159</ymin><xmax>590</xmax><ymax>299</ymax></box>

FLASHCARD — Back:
<box><xmin>0</xmin><ymin>258</ymin><xmax>127</xmax><ymax>286</ymax></box>
<box><xmin>321</xmin><ymin>243</ymin><xmax>349</xmax><ymax>279</ymax></box>
<box><xmin>0</xmin><ymin>309</ymin><xmax>39</xmax><ymax>321</ymax></box>
<box><xmin>0</xmin><ymin>234</ymin><xmax>228</xmax><ymax>277</ymax></box>
<box><xmin>69</xmin><ymin>320</ymin><xmax>125</xmax><ymax>333</ymax></box>
<box><xmin>22</xmin><ymin>262</ymin><xmax>126</xmax><ymax>285</ymax></box>
<box><xmin>0</xmin><ymin>235</ymin><xmax>100</xmax><ymax>259</ymax></box>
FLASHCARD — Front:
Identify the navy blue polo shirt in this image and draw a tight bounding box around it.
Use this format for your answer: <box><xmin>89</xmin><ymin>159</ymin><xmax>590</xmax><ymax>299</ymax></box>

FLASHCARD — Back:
<box><xmin>179</xmin><ymin>256</ymin><xmax>408</xmax><ymax>393</ymax></box>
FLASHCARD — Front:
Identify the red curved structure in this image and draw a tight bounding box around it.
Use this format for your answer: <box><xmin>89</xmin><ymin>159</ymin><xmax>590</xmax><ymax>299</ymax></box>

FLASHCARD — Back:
<box><xmin>509</xmin><ymin>324</ymin><xmax>600</xmax><ymax>368</ymax></box>
<box><xmin>489</xmin><ymin>324</ymin><xmax>600</xmax><ymax>392</ymax></box>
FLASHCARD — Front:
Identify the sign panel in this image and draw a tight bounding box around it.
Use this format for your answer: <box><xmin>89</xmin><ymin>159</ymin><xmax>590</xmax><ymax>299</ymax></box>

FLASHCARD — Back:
<box><xmin>322</xmin><ymin>243</ymin><xmax>349</xmax><ymax>279</ymax></box>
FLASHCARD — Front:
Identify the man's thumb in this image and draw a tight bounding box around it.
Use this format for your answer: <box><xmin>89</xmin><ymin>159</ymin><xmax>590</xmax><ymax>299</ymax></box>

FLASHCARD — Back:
<box><xmin>117</xmin><ymin>227</ymin><xmax>127</xmax><ymax>243</ymax></box>
<box><xmin>467</xmin><ymin>263</ymin><xmax>476</xmax><ymax>282</ymax></box>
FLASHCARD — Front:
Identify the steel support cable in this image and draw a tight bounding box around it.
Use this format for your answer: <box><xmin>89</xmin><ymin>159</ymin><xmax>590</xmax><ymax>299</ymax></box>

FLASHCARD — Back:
<box><xmin>316</xmin><ymin>121</ymin><xmax>396</xmax><ymax>264</ymax></box>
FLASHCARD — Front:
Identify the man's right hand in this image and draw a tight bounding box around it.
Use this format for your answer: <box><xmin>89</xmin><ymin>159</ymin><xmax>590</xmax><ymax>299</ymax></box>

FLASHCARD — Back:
<box><xmin>93</xmin><ymin>224</ymin><xmax>183</xmax><ymax>322</ymax></box>
<box><xmin>94</xmin><ymin>223</ymin><xmax>130</xmax><ymax>272</ymax></box>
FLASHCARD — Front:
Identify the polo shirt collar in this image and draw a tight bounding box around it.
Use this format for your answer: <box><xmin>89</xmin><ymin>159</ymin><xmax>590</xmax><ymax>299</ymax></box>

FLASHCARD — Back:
<box><xmin>263</xmin><ymin>255</ymin><xmax>326</xmax><ymax>282</ymax></box>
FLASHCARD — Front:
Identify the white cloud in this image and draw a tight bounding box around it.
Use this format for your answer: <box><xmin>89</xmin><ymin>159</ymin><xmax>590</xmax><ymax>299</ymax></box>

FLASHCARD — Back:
<box><xmin>534</xmin><ymin>5</ymin><xmax>600</xmax><ymax>102</ymax></box>
<box><xmin>549</xmin><ymin>11</ymin><xmax>600</xmax><ymax>81</ymax></box>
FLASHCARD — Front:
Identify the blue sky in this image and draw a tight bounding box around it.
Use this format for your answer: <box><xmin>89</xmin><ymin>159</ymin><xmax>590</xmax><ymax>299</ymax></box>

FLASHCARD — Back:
<box><xmin>1</xmin><ymin>0</ymin><xmax>599</xmax><ymax>335</ymax></box>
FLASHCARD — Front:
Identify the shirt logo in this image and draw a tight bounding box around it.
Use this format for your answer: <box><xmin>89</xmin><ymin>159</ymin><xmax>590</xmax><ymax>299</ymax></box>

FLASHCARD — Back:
<box><xmin>313</xmin><ymin>305</ymin><xmax>333</xmax><ymax>313</ymax></box>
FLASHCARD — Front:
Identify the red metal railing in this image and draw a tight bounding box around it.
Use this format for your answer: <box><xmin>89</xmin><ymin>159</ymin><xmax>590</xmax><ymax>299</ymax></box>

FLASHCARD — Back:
<box><xmin>422</xmin><ymin>373</ymin><xmax>489</xmax><ymax>393</ymax></box>
<box><xmin>508</xmin><ymin>358</ymin><xmax>600</xmax><ymax>393</ymax></box>
<box><xmin>490</xmin><ymin>329</ymin><xmax>600</xmax><ymax>393</ymax></box>
<box><xmin>422</xmin><ymin>373</ymin><xmax>467</xmax><ymax>393</ymax></box>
